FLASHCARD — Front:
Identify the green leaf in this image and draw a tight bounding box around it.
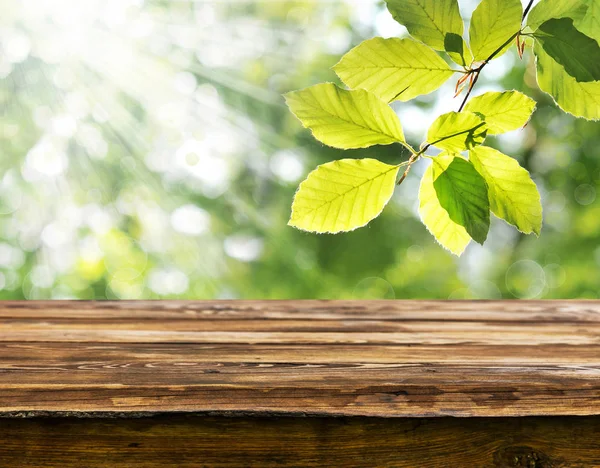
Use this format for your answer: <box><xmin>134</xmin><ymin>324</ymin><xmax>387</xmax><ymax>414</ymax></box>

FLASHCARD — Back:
<box><xmin>426</xmin><ymin>111</ymin><xmax>487</xmax><ymax>152</ymax></box>
<box><xmin>463</xmin><ymin>91</ymin><xmax>536</xmax><ymax>134</ymax></box>
<box><xmin>575</xmin><ymin>0</ymin><xmax>600</xmax><ymax>43</ymax></box>
<box><xmin>384</xmin><ymin>0</ymin><xmax>471</xmax><ymax>66</ymax></box>
<box><xmin>444</xmin><ymin>35</ymin><xmax>474</xmax><ymax>68</ymax></box>
<box><xmin>289</xmin><ymin>158</ymin><xmax>400</xmax><ymax>233</ymax></box>
<box><xmin>469</xmin><ymin>146</ymin><xmax>542</xmax><ymax>235</ymax></box>
<box><xmin>469</xmin><ymin>0</ymin><xmax>522</xmax><ymax>62</ymax></box>
<box><xmin>527</xmin><ymin>0</ymin><xmax>589</xmax><ymax>34</ymax></box>
<box><xmin>419</xmin><ymin>153</ymin><xmax>489</xmax><ymax>255</ymax></box>
<box><xmin>333</xmin><ymin>37</ymin><xmax>455</xmax><ymax>103</ymax></box>
<box><xmin>534</xmin><ymin>42</ymin><xmax>600</xmax><ymax>120</ymax></box>
<box><xmin>533</xmin><ymin>18</ymin><xmax>600</xmax><ymax>82</ymax></box>
<box><xmin>284</xmin><ymin>83</ymin><xmax>405</xmax><ymax>149</ymax></box>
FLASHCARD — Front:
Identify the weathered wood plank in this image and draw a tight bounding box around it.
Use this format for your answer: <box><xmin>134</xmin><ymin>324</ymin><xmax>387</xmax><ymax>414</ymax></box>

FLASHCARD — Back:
<box><xmin>1</xmin><ymin>415</ymin><xmax>600</xmax><ymax>467</ymax></box>
<box><xmin>1</xmin><ymin>300</ymin><xmax>599</xmax><ymax>322</ymax></box>
<box><xmin>3</xmin><ymin>343</ymin><xmax>600</xmax><ymax>364</ymax></box>
<box><xmin>1</xmin><ymin>301</ymin><xmax>599</xmax><ymax>417</ymax></box>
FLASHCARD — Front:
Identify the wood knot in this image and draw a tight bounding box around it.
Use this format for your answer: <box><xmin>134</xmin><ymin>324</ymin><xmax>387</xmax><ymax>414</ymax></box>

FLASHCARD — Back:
<box><xmin>494</xmin><ymin>446</ymin><xmax>555</xmax><ymax>468</ymax></box>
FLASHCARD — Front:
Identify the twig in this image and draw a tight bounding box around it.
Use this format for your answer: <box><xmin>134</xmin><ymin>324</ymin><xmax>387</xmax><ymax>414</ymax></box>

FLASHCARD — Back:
<box><xmin>397</xmin><ymin>0</ymin><xmax>537</xmax><ymax>184</ymax></box>
<box><xmin>522</xmin><ymin>0</ymin><xmax>535</xmax><ymax>21</ymax></box>
<box><xmin>458</xmin><ymin>0</ymin><xmax>535</xmax><ymax>112</ymax></box>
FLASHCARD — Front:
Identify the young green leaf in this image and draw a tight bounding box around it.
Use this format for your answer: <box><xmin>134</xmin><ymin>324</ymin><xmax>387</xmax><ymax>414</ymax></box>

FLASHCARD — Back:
<box><xmin>533</xmin><ymin>18</ymin><xmax>600</xmax><ymax>82</ymax></box>
<box><xmin>534</xmin><ymin>42</ymin><xmax>600</xmax><ymax>120</ymax></box>
<box><xmin>527</xmin><ymin>0</ymin><xmax>584</xmax><ymax>30</ymax></box>
<box><xmin>333</xmin><ymin>37</ymin><xmax>455</xmax><ymax>103</ymax></box>
<box><xmin>419</xmin><ymin>153</ymin><xmax>489</xmax><ymax>255</ymax></box>
<box><xmin>575</xmin><ymin>0</ymin><xmax>600</xmax><ymax>43</ymax></box>
<box><xmin>427</xmin><ymin>111</ymin><xmax>487</xmax><ymax>152</ymax></box>
<box><xmin>527</xmin><ymin>0</ymin><xmax>600</xmax><ymax>44</ymax></box>
<box><xmin>469</xmin><ymin>0</ymin><xmax>522</xmax><ymax>63</ymax></box>
<box><xmin>289</xmin><ymin>158</ymin><xmax>400</xmax><ymax>233</ymax></box>
<box><xmin>384</xmin><ymin>0</ymin><xmax>471</xmax><ymax>66</ymax></box>
<box><xmin>419</xmin><ymin>157</ymin><xmax>471</xmax><ymax>256</ymax></box>
<box><xmin>469</xmin><ymin>146</ymin><xmax>542</xmax><ymax>235</ymax></box>
<box><xmin>464</xmin><ymin>91</ymin><xmax>536</xmax><ymax>134</ymax></box>
<box><xmin>284</xmin><ymin>83</ymin><xmax>405</xmax><ymax>149</ymax></box>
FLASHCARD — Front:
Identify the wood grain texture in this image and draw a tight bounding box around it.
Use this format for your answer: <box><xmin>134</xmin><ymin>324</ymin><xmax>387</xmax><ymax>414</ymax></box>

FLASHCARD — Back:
<box><xmin>1</xmin><ymin>300</ymin><xmax>600</xmax><ymax>417</ymax></box>
<box><xmin>2</xmin><ymin>415</ymin><xmax>600</xmax><ymax>467</ymax></box>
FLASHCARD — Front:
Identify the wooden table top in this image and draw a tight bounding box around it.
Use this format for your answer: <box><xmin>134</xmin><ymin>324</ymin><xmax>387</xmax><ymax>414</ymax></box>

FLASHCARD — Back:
<box><xmin>1</xmin><ymin>300</ymin><xmax>599</xmax><ymax>418</ymax></box>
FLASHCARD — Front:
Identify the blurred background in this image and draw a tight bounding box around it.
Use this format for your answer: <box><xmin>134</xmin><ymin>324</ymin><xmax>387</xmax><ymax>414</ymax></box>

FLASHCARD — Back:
<box><xmin>0</xmin><ymin>0</ymin><xmax>598</xmax><ymax>300</ymax></box>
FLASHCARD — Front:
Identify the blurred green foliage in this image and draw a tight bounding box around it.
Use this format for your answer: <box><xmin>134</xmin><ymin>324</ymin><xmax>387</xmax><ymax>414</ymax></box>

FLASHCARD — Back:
<box><xmin>0</xmin><ymin>0</ymin><xmax>598</xmax><ymax>299</ymax></box>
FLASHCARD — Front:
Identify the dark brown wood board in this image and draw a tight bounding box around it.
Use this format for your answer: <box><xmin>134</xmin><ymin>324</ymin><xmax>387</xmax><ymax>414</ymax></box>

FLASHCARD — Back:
<box><xmin>1</xmin><ymin>415</ymin><xmax>600</xmax><ymax>467</ymax></box>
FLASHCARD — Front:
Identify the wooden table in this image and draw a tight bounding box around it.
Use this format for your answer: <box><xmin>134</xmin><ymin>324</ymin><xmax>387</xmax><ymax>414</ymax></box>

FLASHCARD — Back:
<box><xmin>1</xmin><ymin>301</ymin><xmax>599</xmax><ymax>467</ymax></box>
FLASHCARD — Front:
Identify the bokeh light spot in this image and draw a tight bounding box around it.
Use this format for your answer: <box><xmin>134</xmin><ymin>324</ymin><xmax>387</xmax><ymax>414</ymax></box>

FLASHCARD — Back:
<box><xmin>544</xmin><ymin>263</ymin><xmax>566</xmax><ymax>289</ymax></box>
<box><xmin>505</xmin><ymin>260</ymin><xmax>546</xmax><ymax>299</ymax></box>
<box><xmin>353</xmin><ymin>277</ymin><xmax>395</xmax><ymax>300</ymax></box>
<box><xmin>574</xmin><ymin>184</ymin><xmax>596</xmax><ymax>206</ymax></box>
<box><xmin>171</xmin><ymin>205</ymin><xmax>210</xmax><ymax>236</ymax></box>
<box><xmin>224</xmin><ymin>235</ymin><xmax>264</xmax><ymax>263</ymax></box>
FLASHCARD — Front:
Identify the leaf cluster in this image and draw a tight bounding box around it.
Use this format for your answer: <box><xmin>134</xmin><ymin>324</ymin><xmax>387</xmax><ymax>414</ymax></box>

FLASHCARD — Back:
<box><xmin>284</xmin><ymin>0</ymin><xmax>599</xmax><ymax>255</ymax></box>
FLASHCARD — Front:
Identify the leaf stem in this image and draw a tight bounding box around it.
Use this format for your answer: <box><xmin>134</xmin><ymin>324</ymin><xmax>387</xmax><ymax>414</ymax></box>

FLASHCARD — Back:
<box><xmin>397</xmin><ymin>152</ymin><xmax>420</xmax><ymax>185</ymax></box>
<box><xmin>397</xmin><ymin>142</ymin><xmax>432</xmax><ymax>185</ymax></box>
<box><xmin>400</xmin><ymin>141</ymin><xmax>417</xmax><ymax>154</ymax></box>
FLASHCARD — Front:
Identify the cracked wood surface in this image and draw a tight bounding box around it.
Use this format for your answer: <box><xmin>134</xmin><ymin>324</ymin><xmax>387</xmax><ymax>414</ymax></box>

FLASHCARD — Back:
<box><xmin>1</xmin><ymin>300</ymin><xmax>599</xmax><ymax>417</ymax></box>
